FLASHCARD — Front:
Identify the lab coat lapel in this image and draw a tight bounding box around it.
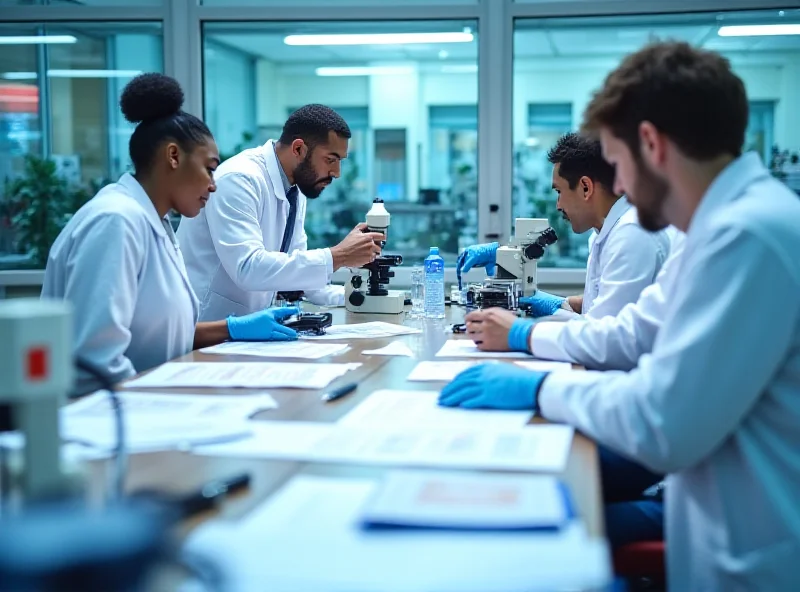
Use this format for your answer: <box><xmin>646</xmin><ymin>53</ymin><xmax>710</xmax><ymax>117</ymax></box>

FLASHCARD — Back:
<box><xmin>264</xmin><ymin>140</ymin><xmax>288</xmax><ymax>203</ymax></box>
<box><xmin>117</xmin><ymin>174</ymin><xmax>200</xmax><ymax>319</ymax></box>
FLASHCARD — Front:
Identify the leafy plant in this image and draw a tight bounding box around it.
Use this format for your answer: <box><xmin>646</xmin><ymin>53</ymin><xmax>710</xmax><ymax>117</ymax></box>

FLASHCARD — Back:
<box><xmin>3</xmin><ymin>154</ymin><xmax>91</xmax><ymax>267</ymax></box>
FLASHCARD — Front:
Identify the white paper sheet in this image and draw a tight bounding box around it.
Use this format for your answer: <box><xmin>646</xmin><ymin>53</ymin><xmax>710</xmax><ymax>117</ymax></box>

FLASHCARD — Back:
<box><xmin>515</xmin><ymin>360</ymin><xmax>574</xmax><ymax>372</ymax></box>
<box><xmin>193</xmin><ymin>420</ymin><xmax>574</xmax><ymax>472</ymax></box>
<box><xmin>182</xmin><ymin>476</ymin><xmax>610</xmax><ymax>592</ymax></box>
<box><xmin>360</xmin><ymin>470</ymin><xmax>571</xmax><ymax>530</ymax></box>
<box><xmin>337</xmin><ymin>390</ymin><xmax>533</xmax><ymax>431</ymax></box>
<box><xmin>124</xmin><ymin>362</ymin><xmax>361</xmax><ymax>390</ymax></box>
<box><xmin>301</xmin><ymin>321</ymin><xmax>421</xmax><ymax>340</ymax></box>
<box><xmin>436</xmin><ymin>339</ymin><xmax>534</xmax><ymax>359</ymax></box>
<box><xmin>61</xmin><ymin>415</ymin><xmax>251</xmax><ymax>452</ymax></box>
<box><xmin>64</xmin><ymin>391</ymin><xmax>278</xmax><ymax>422</ymax></box>
<box><xmin>407</xmin><ymin>360</ymin><xmax>481</xmax><ymax>381</ymax></box>
<box><xmin>362</xmin><ymin>342</ymin><xmax>414</xmax><ymax>357</ymax></box>
<box><xmin>199</xmin><ymin>340</ymin><xmax>349</xmax><ymax>360</ymax></box>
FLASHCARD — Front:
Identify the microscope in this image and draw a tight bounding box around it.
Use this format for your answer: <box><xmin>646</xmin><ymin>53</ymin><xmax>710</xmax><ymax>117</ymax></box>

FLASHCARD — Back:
<box><xmin>464</xmin><ymin>218</ymin><xmax>558</xmax><ymax>311</ymax></box>
<box><xmin>274</xmin><ymin>291</ymin><xmax>333</xmax><ymax>336</ymax></box>
<box><xmin>345</xmin><ymin>198</ymin><xmax>405</xmax><ymax>314</ymax></box>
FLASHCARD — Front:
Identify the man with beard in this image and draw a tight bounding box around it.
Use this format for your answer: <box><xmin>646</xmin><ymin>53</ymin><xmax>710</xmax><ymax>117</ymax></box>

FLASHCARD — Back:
<box><xmin>457</xmin><ymin>132</ymin><xmax>672</xmax><ymax>320</ymax></box>
<box><xmin>178</xmin><ymin>104</ymin><xmax>382</xmax><ymax>321</ymax></box>
<box><xmin>440</xmin><ymin>42</ymin><xmax>800</xmax><ymax>589</ymax></box>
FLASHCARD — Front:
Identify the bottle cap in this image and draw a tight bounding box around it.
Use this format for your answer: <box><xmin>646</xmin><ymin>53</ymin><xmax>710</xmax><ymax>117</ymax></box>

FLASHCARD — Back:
<box><xmin>429</xmin><ymin>247</ymin><xmax>439</xmax><ymax>255</ymax></box>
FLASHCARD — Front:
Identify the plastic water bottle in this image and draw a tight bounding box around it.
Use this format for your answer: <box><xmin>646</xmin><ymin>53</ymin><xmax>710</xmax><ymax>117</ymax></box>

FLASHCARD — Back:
<box><xmin>424</xmin><ymin>247</ymin><xmax>445</xmax><ymax>319</ymax></box>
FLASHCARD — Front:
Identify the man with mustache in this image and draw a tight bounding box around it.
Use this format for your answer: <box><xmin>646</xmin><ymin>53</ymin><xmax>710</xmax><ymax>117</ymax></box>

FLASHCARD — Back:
<box><xmin>178</xmin><ymin>104</ymin><xmax>383</xmax><ymax>321</ymax></box>
<box><xmin>441</xmin><ymin>42</ymin><xmax>800</xmax><ymax>589</ymax></box>
<box><xmin>458</xmin><ymin>132</ymin><xmax>672</xmax><ymax>320</ymax></box>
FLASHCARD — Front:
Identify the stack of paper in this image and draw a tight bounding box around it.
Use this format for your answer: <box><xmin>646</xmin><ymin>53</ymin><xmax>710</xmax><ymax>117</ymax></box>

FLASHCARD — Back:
<box><xmin>183</xmin><ymin>476</ymin><xmax>611</xmax><ymax>591</ymax></box>
<box><xmin>200</xmin><ymin>341</ymin><xmax>349</xmax><ymax>360</ymax></box>
<box><xmin>193</xmin><ymin>420</ymin><xmax>574</xmax><ymax>472</ymax></box>
<box><xmin>301</xmin><ymin>321</ymin><xmax>421</xmax><ymax>340</ymax></box>
<box><xmin>124</xmin><ymin>362</ymin><xmax>361</xmax><ymax>389</ymax></box>
<box><xmin>360</xmin><ymin>470</ymin><xmax>574</xmax><ymax>530</ymax></box>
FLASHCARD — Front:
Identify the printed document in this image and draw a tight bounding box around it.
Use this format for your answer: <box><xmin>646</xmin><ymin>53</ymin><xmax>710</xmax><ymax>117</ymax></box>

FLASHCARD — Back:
<box><xmin>193</xmin><ymin>421</ymin><xmax>574</xmax><ymax>472</ymax></box>
<box><xmin>64</xmin><ymin>391</ymin><xmax>278</xmax><ymax>422</ymax></box>
<box><xmin>360</xmin><ymin>470</ymin><xmax>572</xmax><ymax>530</ymax></box>
<box><xmin>362</xmin><ymin>342</ymin><xmax>415</xmax><ymax>357</ymax></box>
<box><xmin>436</xmin><ymin>340</ymin><xmax>534</xmax><ymax>359</ymax></box>
<box><xmin>199</xmin><ymin>341</ymin><xmax>348</xmax><ymax>360</ymax></box>
<box><xmin>182</xmin><ymin>476</ymin><xmax>610</xmax><ymax>592</ymax></box>
<box><xmin>124</xmin><ymin>362</ymin><xmax>360</xmax><ymax>390</ymax></box>
<box><xmin>407</xmin><ymin>360</ymin><xmax>479</xmax><ymax>382</ymax></box>
<box><xmin>337</xmin><ymin>390</ymin><xmax>533</xmax><ymax>431</ymax></box>
<box><xmin>301</xmin><ymin>321</ymin><xmax>421</xmax><ymax>340</ymax></box>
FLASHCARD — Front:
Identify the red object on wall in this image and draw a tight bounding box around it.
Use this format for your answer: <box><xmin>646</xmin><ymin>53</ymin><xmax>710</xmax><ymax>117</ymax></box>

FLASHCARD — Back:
<box><xmin>0</xmin><ymin>84</ymin><xmax>39</xmax><ymax>114</ymax></box>
<box><xmin>27</xmin><ymin>346</ymin><xmax>49</xmax><ymax>381</ymax></box>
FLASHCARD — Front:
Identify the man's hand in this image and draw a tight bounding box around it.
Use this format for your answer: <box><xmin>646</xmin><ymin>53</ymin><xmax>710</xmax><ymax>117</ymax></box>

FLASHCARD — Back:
<box><xmin>330</xmin><ymin>223</ymin><xmax>385</xmax><ymax>269</ymax></box>
<box><xmin>465</xmin><ymin>307</ymin><xmax>528</xmax><ymax>351</ymax></box>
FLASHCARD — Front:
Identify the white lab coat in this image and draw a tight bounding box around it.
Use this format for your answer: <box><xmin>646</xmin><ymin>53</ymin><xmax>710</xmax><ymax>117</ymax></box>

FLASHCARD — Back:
<box><xmin>539</xmin><ymin>153</ymin><xmax>800</xmax><ymax>590</ymax></box>
<box><xmin>177</xmin><ymin>140</ymin><xmax>344</xmax><ymax>322</ymax></box>
<box><xmin>582</xmin><ymin>197</ymin><xmax>671</xmax><ymax>319</ymax></box>
<box><xmin>41</xmin><ymin>174</ymin><xmax>198</xmax><ymax>395</ymax></box>
<box><xmin>533</xmin><ymin>233</ymin><xmax>686</xmax><ymax>370</ymax></box>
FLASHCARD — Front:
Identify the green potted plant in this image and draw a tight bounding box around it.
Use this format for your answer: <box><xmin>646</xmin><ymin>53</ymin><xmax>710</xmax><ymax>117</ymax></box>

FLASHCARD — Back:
<box><xmin>4</xmin><ymin>154</ymin><xmax>90</xmax><ymax>268</ymax></box>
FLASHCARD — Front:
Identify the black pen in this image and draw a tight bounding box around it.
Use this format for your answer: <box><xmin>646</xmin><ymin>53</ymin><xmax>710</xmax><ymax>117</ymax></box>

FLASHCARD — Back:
<box><xmin>180</xmin><ymin>472</ymin><xmax>252</xmax><ymax>517</ymax></box>
<box><xmin>321</xmin><ymin>382</ymin><xmax>358</xmax><ymax>403</ymax></box>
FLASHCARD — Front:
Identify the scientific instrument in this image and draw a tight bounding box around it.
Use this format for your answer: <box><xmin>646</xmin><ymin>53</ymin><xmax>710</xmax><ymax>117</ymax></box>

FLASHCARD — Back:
<box><xmin>464</xmin><ymin>218</ymin><xmax>557</xmax><ymax>311</ymax></box>
<box><xmin>345</xmin><ymin>198</ymin><xmax>405</xmax><ymax>314</ymax></box>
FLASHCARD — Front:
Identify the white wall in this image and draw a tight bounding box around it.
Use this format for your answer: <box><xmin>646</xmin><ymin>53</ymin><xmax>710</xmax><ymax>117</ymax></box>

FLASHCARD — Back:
<box><xmin>108</xmin><ymin>34</ymin><xmax>162</xmax><ymax>178</ymax></box>
<box><xmin>204</xmin><ymin>41</ymin><xmax>257</xmax><ymax>156</ymax></box>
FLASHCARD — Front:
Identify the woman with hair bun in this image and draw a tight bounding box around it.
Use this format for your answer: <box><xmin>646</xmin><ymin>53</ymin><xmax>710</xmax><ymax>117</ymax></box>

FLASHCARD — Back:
<box><xmin>42</xmin><ymin>73</ymin><xmax>299</xmax><ymax>395</ymax></box>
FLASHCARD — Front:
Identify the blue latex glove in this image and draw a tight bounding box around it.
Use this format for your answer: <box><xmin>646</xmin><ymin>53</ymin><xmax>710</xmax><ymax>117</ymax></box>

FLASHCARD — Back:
<box><xmin>456</xmin><ymin>242</ymin><xmax>498</xmax><ymax>288</ymax></box>
<box><xmin>519</xmin><ymin>290</ymin><xmax>566</xmax><ymax>318</ymax></box>
<box><xmin>438</xmin><ymin>363</ymin><xmax>547</xmax><ymax>410</ymax></box>
<box><xmin>227</xmin><ymin>306</ymin><xmax>300</xmax><ymax>341</ymax></box>
<box><xmin>507</xmin><ymin>318</ymin><xmax>535</xmax><ymax>352</ymax></box>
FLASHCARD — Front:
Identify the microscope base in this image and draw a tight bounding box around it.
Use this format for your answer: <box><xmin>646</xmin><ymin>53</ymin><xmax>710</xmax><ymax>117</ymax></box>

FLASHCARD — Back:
<box><xmin>345</xmin><ymin>291</ymin><xmax>406</xmax><ymax>314</ymax></box>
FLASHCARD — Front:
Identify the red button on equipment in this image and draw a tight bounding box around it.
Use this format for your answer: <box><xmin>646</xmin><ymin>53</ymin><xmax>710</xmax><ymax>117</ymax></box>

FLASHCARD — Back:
<box><xmin>27</xmin><ymin>347</ymin><xmax>48</xmax><ymax>381</ymax></box>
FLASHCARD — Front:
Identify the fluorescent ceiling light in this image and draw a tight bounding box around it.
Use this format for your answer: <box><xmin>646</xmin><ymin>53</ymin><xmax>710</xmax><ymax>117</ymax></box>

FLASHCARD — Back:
<box><xmin>2</xmin><ymin>70</ymin><xmax>142</xmax><ymax>80</ymax></box>
<box><xmin>440</xmin><ymin>64</ymin><xmax>477</xmax><ymax>73</ymax></box>
<box><xmin>286</xmin><ymin>32</ymin><xmax>473</xmax><ymax>46</ymax></box>
<box><xmin>315</xmin><ymin>66</ymin><xmax>414</xmax><ymax>77</ymax></box>
<box><xmin>0</xmin><ymin>35</ymin><xmax>77</xmax><ymax>45</ymax></box>
<box><xmin>718</xmin><ymin>24</ymin><xmax>800</xmax><ymax>36</ymax></box>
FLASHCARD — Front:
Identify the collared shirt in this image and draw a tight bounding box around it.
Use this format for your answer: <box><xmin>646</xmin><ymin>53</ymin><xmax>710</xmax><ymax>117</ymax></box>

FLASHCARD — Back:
<box><xmin>273</xmin><ymin>144</ymin><xmax>299</xmax><ymax>253</ymax></box>
<box><xmin>539</xmin><ymin>152</ymin><xmax>800</xmax><ymax>590</ymax></box>
<box><xmin>582</xmin><ymin>197</ymin><xmax>671</xmax><ymax>319</ymax></box>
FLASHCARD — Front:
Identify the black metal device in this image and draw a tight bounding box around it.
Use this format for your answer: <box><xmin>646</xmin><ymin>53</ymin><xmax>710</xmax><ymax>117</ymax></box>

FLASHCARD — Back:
<box><xmin>280</xmin><ymin>312</ymin><xmax>333</xmax><ymax>336</ymax></box>
<box><xmin>365</xmin><ymin>254</ymin><xmax>403</xmax><ymax>296</ymax></box>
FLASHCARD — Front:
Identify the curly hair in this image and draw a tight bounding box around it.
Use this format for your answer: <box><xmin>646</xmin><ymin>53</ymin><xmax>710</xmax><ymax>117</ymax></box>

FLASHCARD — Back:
<box><xmin>547</xmin><ymin>132</ymin><xmax>616</xmax><ymax>192</ymax></box>
<box><xmin>120</xmin><ymin>73</ymin><xmax>212</xmax><ymax>174</ymax></box>
<box><xmin>279</xmin><ymin>104</ymin><xmax>351</xmax><ymax>151</ymax></box>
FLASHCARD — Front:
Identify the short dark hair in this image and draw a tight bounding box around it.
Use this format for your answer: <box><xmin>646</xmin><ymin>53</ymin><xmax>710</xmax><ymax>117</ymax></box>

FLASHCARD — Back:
<box><xmin>120</xmin><ymin>73</ymin><xmax>212</xmax><ymax>174</ymax></box>
<box><xmin>582</xmin><ymin>41</ymin><xmax>748</xmax><ymax>161</ymax></box>
<box><xmin>547</xmin><ymin>132</ymin><xmax>616</xmax><ymax>192</ymax></box>
<box><xmin>279</xmin><ymin>104</ymin><xmax>351</xmax><ymax>150</ymax></box>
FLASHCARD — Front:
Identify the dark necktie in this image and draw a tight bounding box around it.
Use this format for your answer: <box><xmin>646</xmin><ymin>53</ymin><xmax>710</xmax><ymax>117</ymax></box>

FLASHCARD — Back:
<box><xmin>280</xmin><ymin>186</ymin><xmax>298</xmax><ymax>253</ymax></box>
